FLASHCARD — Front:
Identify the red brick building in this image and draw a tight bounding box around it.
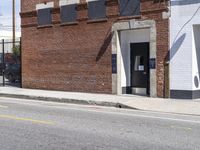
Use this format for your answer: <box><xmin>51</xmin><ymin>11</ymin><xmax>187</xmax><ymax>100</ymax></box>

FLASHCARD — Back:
<box><xmin>20</xmin><ymin>0</ymin><xmax>169</xmax><ymax>97</ymax></box>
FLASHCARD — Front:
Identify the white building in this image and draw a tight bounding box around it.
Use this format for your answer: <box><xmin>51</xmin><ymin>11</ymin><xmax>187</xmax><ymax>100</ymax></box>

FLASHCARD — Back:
<box><xmin>170</xmin><ymin>0</ymin><xmax>200</xmax><ymax>99</ymax></box>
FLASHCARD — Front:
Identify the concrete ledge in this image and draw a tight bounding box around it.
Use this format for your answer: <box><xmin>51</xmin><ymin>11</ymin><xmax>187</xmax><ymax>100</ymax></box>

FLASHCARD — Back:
<box><xmin>1</xmin><ymin>87</ymin><xmax>200</xmax><ymax>116</ymax></box>
<box><xmin>0</xmin><ymin>93</ymin><xmax>135</xmax><ymax>110</ymax></box>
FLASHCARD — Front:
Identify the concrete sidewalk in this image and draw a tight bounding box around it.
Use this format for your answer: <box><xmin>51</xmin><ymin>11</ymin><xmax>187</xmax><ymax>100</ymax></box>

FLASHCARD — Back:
<box><xmin>0</xmin><ymin>87</ymin><xmax>200</xmax><ymax>116</ymax></box>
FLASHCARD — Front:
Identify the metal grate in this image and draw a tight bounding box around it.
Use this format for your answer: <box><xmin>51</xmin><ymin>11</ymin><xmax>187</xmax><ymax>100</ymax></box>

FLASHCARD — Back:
<box><xmin>0</xmin><ymin>39</ymin><xmax>21</xmax><ymax>87</ymax></box>
<box><xmin>61</xmin><ymin>4</ymin><xmax>77</xmax><ymax>23</ymax></box>
<box><xmin>37</xmin><ymin>8</ymin><xmax>52</xmax><ymax>26</ymax></box>
<box><xmin>119</xmin><ymin>0</ymin><xmax>140</xmax><ymax>16</ymax></box>
<box><xmin>88</xmin><ymin>0</ymin><xmax>106</xmax><ymax>20</ymax></box>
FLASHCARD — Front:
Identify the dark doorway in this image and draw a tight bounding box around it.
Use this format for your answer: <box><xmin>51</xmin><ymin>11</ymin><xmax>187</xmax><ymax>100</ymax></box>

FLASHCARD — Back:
<box><xmin>130</xmin><ymin>42</ymin><xmax>149</xmax><ymax>95</ymax></box>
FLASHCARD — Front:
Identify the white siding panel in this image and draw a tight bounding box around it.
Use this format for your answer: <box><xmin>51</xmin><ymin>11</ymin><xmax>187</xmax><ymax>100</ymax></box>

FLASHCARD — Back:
<box><xmin>170</xmin><ymin>1</ymin><xmax>200</xmax><ymax>91</ymax></box>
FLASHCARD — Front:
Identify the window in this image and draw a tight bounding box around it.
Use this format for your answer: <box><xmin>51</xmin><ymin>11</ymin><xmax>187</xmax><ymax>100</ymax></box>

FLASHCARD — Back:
<box><xmin>37</xmin><ymin>8</ymin><xmax>52</xmax><ymax>26</ymax></box>
<box><xmin>134</xmin><ymin>56</ymin><xmax>144</xmax><ymax>71</ymax></box>
<box><xmin>88</xmin><ymin>0</ymin><xmax>106</xmax><ymax>20</ymax></box>
<box><xmin>60</xmin><ymin>4</ymin><xmax>77</xmax><ymax>23</ymax></box>
<box><xmin>119</xmin><ymin>0</ymin><xmax>140</xmax><ymax>16</ymax></box>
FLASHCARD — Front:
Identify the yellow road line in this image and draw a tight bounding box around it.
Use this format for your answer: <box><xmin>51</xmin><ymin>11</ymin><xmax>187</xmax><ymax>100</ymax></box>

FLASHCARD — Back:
<box><xmin>171</xmin><ymin>125</ymin><xmax>192</xmax><ymax>131</ymax></box>
<box><xmin>0</xmin><ymin>105</ymin><xmax>8</xmax><ymax>108</ymax></box>
<box><xmin>0</xmin><ymin>115</ymin><xmax>54</xmax><ymax>125</ymax></box>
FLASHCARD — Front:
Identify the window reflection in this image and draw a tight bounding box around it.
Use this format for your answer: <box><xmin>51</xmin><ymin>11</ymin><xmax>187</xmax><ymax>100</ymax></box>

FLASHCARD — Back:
<box><xmin>134</xmin><ymin>56</ymin><xmax>144</xmax><ymax>71</ymax></box>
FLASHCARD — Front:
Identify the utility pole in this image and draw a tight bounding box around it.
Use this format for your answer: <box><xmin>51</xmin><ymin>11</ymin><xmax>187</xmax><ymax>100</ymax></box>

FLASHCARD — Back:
<box><xmin>12</xmin><ymin>0</ymin><xmax>15</xmax><ymax>49</ymax></box>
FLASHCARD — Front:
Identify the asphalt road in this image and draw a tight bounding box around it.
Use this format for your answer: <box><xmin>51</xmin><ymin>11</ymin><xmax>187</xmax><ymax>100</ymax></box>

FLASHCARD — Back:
<box><xmin>0</xmin><ymin>97</ymin><xmax>200</xmax><ymax>150</ymax></box>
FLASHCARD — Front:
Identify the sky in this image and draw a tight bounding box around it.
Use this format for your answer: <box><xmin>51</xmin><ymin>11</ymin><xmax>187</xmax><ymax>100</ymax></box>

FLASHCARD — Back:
<box><xmin>0</xmin><ymin>0</ymin><xmax>20</xmax><ymax>32</ymax></box>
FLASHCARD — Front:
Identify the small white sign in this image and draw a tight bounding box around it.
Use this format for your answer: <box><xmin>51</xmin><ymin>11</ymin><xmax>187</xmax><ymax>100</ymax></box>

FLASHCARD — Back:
<box><xmin>139</xmin><ymin>65</ymin><xmax>144</xmax><ymax>71</ymax></box>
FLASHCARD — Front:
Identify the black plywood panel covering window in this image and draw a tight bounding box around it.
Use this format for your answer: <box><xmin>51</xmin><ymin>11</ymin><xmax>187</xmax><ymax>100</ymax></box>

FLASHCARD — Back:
<box><xmin>61</xmin><ymin>4</ymin><xmax>77</xmax><ymax>23</ymax></box>
<box><xmin>37</xmin><ymin>8</ymin><xmax>52</xmax><ymax>26</ymax></box>
<box><xmin>119</xmin><ymin>0</ymin><xmax>140</xmax><ymax>16</ymax></box>
<box><xmin>88</xmin><ymin>0</ymin><xmax>106</xmax><ymax>20</ymax></box>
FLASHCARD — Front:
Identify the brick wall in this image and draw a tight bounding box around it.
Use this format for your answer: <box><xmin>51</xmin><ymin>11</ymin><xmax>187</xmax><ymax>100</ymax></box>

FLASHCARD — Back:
<box><xmin>21</xmin><ymin>0</ymin><xmax>169</xmax><ymax>97</ymax></box>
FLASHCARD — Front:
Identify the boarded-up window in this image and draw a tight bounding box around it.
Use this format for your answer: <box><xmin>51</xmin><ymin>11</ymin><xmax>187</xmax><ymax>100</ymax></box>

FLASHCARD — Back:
<box><xmin>61</xmin><ymin>4</ymin><xmax>77</xmax><ymax>23</ymax></box>
<box><xmin>119</xmin><ymin>0</ymin><xmax>140</xmax><ymax>16</ymax></box>
<box><xmin>88</xmin><ymin>0</ymin><xmax>106</xmax><ymax>20</ymax></box>
<box><xmin>37</xmin><ymin>8</ymin><xmax>52</xmax><ymax>26</ymax></box>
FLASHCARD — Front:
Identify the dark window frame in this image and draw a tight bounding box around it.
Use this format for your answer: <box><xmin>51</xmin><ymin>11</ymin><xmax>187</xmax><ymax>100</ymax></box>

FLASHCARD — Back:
<box><xmin>37</xmin><ymin>8</ymin><xmax>52</xmax><ymax>26</ymax></box>
<box><xmin>119</xmin><ymin>0</ymin><xmax>140</xmax><ymax>17</ymax></box>
<box><xmin>88</xmin><ymin>0</ymin><xmax>106</xmax><ymax>20</ymax></box>
<box><xmin>60</xmin><ymin>4</ymin><xmax>78</xmax><ymax>24</ymax></box>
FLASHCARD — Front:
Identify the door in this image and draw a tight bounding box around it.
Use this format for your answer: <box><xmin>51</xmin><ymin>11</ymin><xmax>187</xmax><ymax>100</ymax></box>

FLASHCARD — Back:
<box><xmin>130</xmin><ymin>43</ymin><xmax>149</xmax><ymax>95</ymax></box>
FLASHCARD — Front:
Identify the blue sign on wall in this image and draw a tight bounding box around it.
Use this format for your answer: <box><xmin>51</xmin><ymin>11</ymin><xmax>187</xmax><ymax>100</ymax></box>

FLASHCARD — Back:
<box><xmin>112</xmin><ymin>54</ymin><xmax>117</xmax><ymax>74</ymax></box>
<box><xmin>149</xmin><ymin>58</ymin><xmax>156</xmax><ymax>69</ymax></box>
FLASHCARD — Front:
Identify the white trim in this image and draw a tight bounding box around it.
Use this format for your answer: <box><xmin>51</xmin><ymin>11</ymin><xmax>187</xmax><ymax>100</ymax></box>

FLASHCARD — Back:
<box><xmin>59</xmin><ymin>0</ymin><xmax>80</xmax><ymax>6</ymax></box>
<box><xmin>112</xmin><ymin>20</ymin><xmax>157</xmax><ymax>97</ymax></box>
<box><xmin>36</xmin><ymin>2</ymin><xmax>54</xmax><ymax>10</ymax></box>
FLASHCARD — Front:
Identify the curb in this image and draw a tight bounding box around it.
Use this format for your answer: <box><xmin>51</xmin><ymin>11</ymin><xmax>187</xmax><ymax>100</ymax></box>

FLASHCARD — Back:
<box><xmin>0</xmin><ymin>93</ymin><xmax>137</xmax><ymax>110</ymax></box>
<box><xmin>1</xmin><ymin>93</ymin><xmax>200</xmax><ymax>116</ymax></box>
